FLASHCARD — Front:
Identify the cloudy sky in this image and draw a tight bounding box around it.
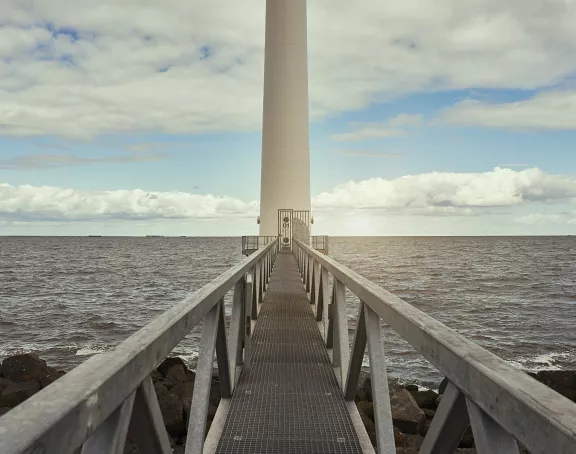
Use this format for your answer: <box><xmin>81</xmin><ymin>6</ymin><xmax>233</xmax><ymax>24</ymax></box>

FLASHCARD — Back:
<box><xmin>1</xmin><ymin>0</ymin><xmax>575</xmax><ymax>236</ymax></box>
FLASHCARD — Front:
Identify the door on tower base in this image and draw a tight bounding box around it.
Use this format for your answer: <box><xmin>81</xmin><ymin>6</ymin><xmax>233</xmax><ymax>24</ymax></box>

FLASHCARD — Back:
<box><xmin>278</xmin><ymin>209</ymin><xmax>310</xmax><ymax>253</ymax></box>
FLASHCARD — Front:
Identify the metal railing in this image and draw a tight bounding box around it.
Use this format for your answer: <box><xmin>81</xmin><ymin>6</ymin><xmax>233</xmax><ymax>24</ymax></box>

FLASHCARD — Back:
<box><xmin>293</xmin><ymin>239</ymin><xmax>576</xmax><ymax>454</ymax></box>
<box><xmin>311</xmin><ymin>235</ymin><xmax>329</xmax><ymax>254</ymax></box>
<box><xmin>0</xmin><ymin>240</ymin><xmax>278</xmax><ymax>454</ymax></box>
<box><xmin>241</xmin><ymin>235</ymin><xmax>278</xmax><ymax>255</ymax></box>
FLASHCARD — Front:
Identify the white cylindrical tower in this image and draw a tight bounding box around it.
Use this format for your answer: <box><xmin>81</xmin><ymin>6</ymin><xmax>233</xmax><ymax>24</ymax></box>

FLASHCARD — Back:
<box><xmin>259</xmin><ymin>0</ymin><xmax>311</xmax><ymax>237</ymax></box>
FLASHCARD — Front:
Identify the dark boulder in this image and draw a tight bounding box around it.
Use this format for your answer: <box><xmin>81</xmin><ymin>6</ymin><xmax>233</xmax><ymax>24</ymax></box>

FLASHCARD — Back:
<box><xmin>173</xmin><ymin>381</ymin><xmax>195</xmax><ymax>420</ymax></box>
<box><xmin>0</xmin><ymin>407</ymin><xmax>11</xmax><ymax>417</ymax></box>
<box><xmin>408</xmin><ymin>389</ymin><xmax>438</xmax><ymax>409</ymax></box>
<box><xmin>0</xmin><ymin>381</ymin><xmax>41</xmax><ymax>407</ymax></box>
<box><xmin>166</xmin><ymin>364</ymin><xmax>194</xmax><ymax>384</ymax></box>
<box><xmin>438</xmin><ymin>377</ymin><xmax>449</xmax><ymax>394</ymax></box>
<box><xmin>153</xmin><ymin>382</ymin><xmax>185</xmax><ymax>436</ymax></box>
<box><xmin>0</xmin><ymin>378</ymin><xmax>12</xmax><ymax>395</ymax></box>
<box><xmin>40</xmin><ymin>366</ymin><xmax>61</xmax><ymax>388</ymax></box>
<box><xmin>423</xmin><ymin>409</ymin><xmax>436</xmax><ymax>419</ymax></box>
<box><xmin>157</xmin><ymin>357</ymin><xmax>187</xmax><ymax>377</ymax></box>
<box><xmin>528</xmin><ymin>370</ymin><xmax>576</xmax><ymax>402</ymax></box>
<box><xmin>1</xmin><ymin>353</ymin><xmax>49</xmax><ymax>384</ymax></box>
<box><xmin>404</xmin><ymin>434</ymin><xmax>424</xmax><ymax>449</ymax></box>
<box><xmin>150</xmin><ymin>370</ymin><xmax>164</xmax><ymax>383</ymax></box>
<box><xmin>356</xmin><ymin>401</ymin><xmax>374</xmax><ymax>422</ymax></box>
<box><xmin>390</xmin><ymin>389</ymin><xmax>425</xmax><ymax>435</ymax></box>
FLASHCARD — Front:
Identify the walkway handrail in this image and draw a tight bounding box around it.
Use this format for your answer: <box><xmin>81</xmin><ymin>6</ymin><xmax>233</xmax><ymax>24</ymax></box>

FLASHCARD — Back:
<box><xmin>294</xmin><ymin>239</ymin><xmax>576</xmax><ymax>454</ymax></box>
<box><xmin>0</xmin><ymin>240</ymin><xmax>278</xmax><ymax>454</ymax></box>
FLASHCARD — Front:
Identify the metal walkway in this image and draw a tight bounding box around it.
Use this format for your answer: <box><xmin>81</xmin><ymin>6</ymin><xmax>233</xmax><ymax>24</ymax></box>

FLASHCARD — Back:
<box><xmin>215</xmin><ymin>254</ymin><xmax>363</xmax><ymax>453</ymax></box>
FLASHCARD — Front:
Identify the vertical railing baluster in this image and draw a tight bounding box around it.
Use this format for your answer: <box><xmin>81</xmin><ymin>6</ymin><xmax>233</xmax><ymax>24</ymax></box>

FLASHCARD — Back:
<box><xmin>245</xmin><ymin>273</ymin><xmax>254</xmax><ymax>366</ymax></box>
<box><xmin>228</xmin><ymin>279</ymin><xmax>245</xmax><ymax>389</ymax></box>
<box><xmin>316</xmin><ymin>266</ymin><xmax>325</xmax><ymax>322</ymax></box>
<box><xmin>333</xmin><ymin>280</ymin><xmax>350</xmax><ymax>389</ymax></box>
<box><xmin>419</xmin><ymin>382</ymin><xmax>470</xmax><ymax>454</ymax></box>
<box><xmin>130</xmin><ymin>376</ymin><xmax>172</xmax><ymax>454</ymax></box>
<box><xmin>344</xmin><ymin>301</ymin><xmax>367</xmax><ymax>400</ymax></box>
<box><xmin>81</xmin><ymin>392</ymin><xmax>136</xmax><ymax>454</ymax></box>
<box><xmin>215</xmin><ymin>301</ymin><xmax>232</xmax><ymax>398</ymax></box>
<box><xmin>186</xmin><ymin>301</ymin><xmax>226</xmax><ymax>454</ymax></box>
<box><xmin>467</xmin><ymin>399</ymin><xmax>520</xmax><ymax>454</ymax></box>
<box><xmin>364</xmin><ymin>304</ymin><xmax>395</xmax><ymax>453</ymax></box>
<box><xmin>310</xmin><ymin>260</ymin><xmax>316</xmax><ymax>304</ymax></box>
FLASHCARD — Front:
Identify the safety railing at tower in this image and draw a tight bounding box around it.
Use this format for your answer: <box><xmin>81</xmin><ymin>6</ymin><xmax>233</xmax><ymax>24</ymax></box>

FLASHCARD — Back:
<box><xmin>311</xmin><ymin>235</ymin><xmax>329</xmax><ymax>254</ymax></box>
<box><xmin>241</xmin><ymin>235</ymin><xmax>278</xmax><ymax>256</ymax></box>
<box><xmin>0</xmin><ymin>240</ymin><xmax>278</xmax><ymax>454</ymax></box>
<box><xmin>293</xmin><ymin>239</ymin><xmax>576</xmax><ymax>454</ymax></box>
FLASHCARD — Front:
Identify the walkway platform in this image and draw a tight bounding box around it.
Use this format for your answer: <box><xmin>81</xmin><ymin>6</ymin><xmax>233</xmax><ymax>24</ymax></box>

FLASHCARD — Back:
<box><xmin>215</xmin><ymin>254</ymin><xmax>363</xmax><ymax>453</ymax></box>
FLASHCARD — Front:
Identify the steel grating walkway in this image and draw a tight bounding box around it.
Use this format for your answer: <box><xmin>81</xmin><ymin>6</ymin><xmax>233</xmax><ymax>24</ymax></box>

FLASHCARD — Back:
<box><xmin>215</xmin><ymin>254</ymin><xmax>363</xmax><ymax>454</ymax></box>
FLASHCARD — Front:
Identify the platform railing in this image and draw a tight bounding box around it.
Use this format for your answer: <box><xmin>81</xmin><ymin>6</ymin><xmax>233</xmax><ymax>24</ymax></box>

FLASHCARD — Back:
<box><xmin>0</xmin><ymin>240</ymin><xmax>278</xmax><ymax>454</ymax></box>
<box><xmin>241</xmin><ymin>235</ymin><xmax>278</xmax><ymax>255</ymax></box>
<box><xmin>293</xmin><ymin>239</ymin><xmax>576</xmax><ymax>454</ymax></box>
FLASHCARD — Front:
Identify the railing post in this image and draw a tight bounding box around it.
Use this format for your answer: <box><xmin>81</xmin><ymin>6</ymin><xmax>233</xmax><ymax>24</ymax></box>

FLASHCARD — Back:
<box><xmin>309</xmin><ymin>259</ymin><xmax>316</xmax><ymax>304</ymax></box>
<box><xmin>364</xmin><ymin>304</ymin><xmax>395</xmax><ymax>453</ymax></box>
<box><xmin>316</xmin><ymin>266</ymin><xmax>325</xmax><ymax>322</ymax></box>
<box><xmin>130</xmin><ymin>377</ymin><xmax>172</xmax><ymax>454</ymax></box>
<box><xmin>345</xmin><ymin>301</ymin><xmax>367</xmax><ymax>400</ymax></box>
<box><xmin>245</xmin><ymin>273</ymin><xmax>254</xmax><ymax>366</ymax></box>
<box><xmin>467</xmin><ymin>399</ymin><xmax>520</xmax><ymax>454</ymax></box>
<box><xmin>187</xmin><ymin>301</ymin><xmax>225</xmax><ymax>453</ymax></box>
<box><xmin>419</xmin><ymin>382</ymin><xmax>470</xmax><ymax>454</ymax></box>
<box><xmin>229</xmin><ymin>278</ymin><xmax>246</xmax><ymax>385</ymax></box>
<box><xmin>81</xmin><ymin>392</ymin><xmax>136</xmax><ymax>454</ymax></box>
<box><xmin>333</xmin><ymin>279</ymin><xmax>350</xmax><ymax>389</ymax></box>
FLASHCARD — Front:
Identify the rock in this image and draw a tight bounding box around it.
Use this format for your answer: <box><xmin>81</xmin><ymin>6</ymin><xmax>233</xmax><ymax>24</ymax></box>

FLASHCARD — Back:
<box><xmin>528</xmin><ymin>370</ymin><xmax>576</xmax><ymax>402</ymax></box>
<box><xmin>390</xmin><ymin>389</ymin><xmax>425</xmax><ymax>434</ymax></box>
<box><xmin>455</xmin><ymin>450</ymin><xmax>477</xmax><ymax>454</ymax></box>
<box><xmin>358</xmin><ymin>407</ymin><xmax>377</xmax><ymax>446</ymax></box>
<box><xmin>150</xmin><ymin>370</ymin><xmax>164</xmax><ymax>383</ymax></box>
<box><xmin>356</xmin><ymin>370</ymin><xmax>372</xmax><ymax>402</ymax></box>
<box><xmin>210</xmin><ymin>379</ymin><xmax>221</xmax><ymax>408</ymax></box>
<box><xmin>438</xmin><ymin>377</ymin><xmax>449</xmax><ymax>394</ymax></box>
<box><xmin>404</xmin><ymin>434</ymin><xmax>424</xmax><ymax>449</ymax></box>
<box><xmin>356</xmin><ymin>401</ymin><xmax>374</xmax><ymax>422</ymax></box>
<box><xmin>405</xmin><ymin>384</ymin><xmax>418</xmax><ymax>392</ymax></box>
<box><xmin>423</xmin><ymin>409</ymin><xmax>436</xmax><ymax>419</ymax></box>
<box><xmin>166</xmin><ymin>365</ymin><xmax>191</xmax><ymax>383</ymax></box>
<box><xmin>1</xmin><ymin>353</ymin><xmax>49</xmax><ymax>384</ymax></box>
<box><xmin>0</xmin><ymin>378</ymin><xmax>12</xmax><ymax>395</ymax></box>
<box><xmin>173</xmin><ymin>447</ymin><xmax>186</xmax><ymax>454</ymax></box>
<box><xmin>394</xmin><ymin>426</ymin><xmax>405</xmax><ymax>446</ymax></box>
<box><xmin>458</xmin><ymin>426</ymin><xmax>474</xmax><ymax>448</ymax></box>
<box><xmin>0</xmin><ymin>407</ymin><xmax>11</xmax><ymax>417</ymax></box>
<box><xmin>157</xmin><ymin>357</ymin><xmax>187</xmax><ymax>377</ymax></box>
<box><xmin>395</xmin><ymin>449</ymin><xmax>418</xmax><ymax>454</ymax></box>
<box><xmin>420</xmin><ymin>418</ymin><xmax>432</xmax><ymax>437</ymax></box>
<box><xmin>39</xmin><ymin>366</ymin><xmax>61</xmax><ymax>388</ymax></box>
<box><xmin>435</xmin><ymin>394</ymin><xmax>443</xmax><ymax>407</ymax></box>
<box><xmin>409</xmin><ymin>389</ymin><xmax>438</xmax><ymax>409</ymax></box>
<box><xmin>173</xmin><ymin>381</ymin><xmax>195</xmax><ymax>419</ymax></box>
<box><xmin>153</xmin><ymin>382</ymin><xmax>185</xmax><ymax>436</ymax></box>
<box><xmin>0</xmin><ymin>381</ymin><xmax>41</xmax><ymax>407</ymax></box>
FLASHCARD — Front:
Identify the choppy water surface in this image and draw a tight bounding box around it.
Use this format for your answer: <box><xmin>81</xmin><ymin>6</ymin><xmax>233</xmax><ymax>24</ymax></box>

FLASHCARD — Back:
<box><xmin>1</xmin><ymin>236</ymin><xmax>575</xmax><ymax>386</ymax></box>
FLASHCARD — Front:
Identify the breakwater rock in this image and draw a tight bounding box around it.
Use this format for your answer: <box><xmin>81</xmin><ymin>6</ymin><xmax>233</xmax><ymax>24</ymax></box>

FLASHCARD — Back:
<box><xmin>1</xmin><ymin>353</ymin><xmax>574</xmax><ymax>453</ymax></box>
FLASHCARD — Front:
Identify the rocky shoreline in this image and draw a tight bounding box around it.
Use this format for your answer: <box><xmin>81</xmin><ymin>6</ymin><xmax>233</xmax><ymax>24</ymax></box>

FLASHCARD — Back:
<box><xmin>1</xmin><ymin>353</ymin><xmax>575</xmax><ymax>453</ymax></box>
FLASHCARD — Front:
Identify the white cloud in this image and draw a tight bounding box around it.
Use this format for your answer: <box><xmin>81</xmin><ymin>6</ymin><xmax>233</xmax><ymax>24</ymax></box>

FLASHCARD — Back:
<box><xmin>0</xmin><ymin>0</ymin><xmax>574</xmax><ymax>138</ymax></box>
<box><xmin>312</xmin><ymin>167</ymin><xmax>576</xmax><ymax>211</ymax></box>
<box><xmin>2</xmin><ymin>167</ymin><xmax>576</xmax><ymax>224</ymax></box>
<box><xmin>0</xmin><ymin>183</ymin><xmax>259</xmax><ymax>221</ymax></box>
<box><xmin>441</xmin><ymin>90</ymin><xmax>576</xmax><ymax>130</ymax></box>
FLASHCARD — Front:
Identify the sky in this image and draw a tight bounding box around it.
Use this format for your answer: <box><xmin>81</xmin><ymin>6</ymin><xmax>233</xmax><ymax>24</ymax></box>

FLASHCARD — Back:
<box><xmin>1</xmin><ymin>0</ymin><xmax>576</xmax><ymax>236</ymax></box>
